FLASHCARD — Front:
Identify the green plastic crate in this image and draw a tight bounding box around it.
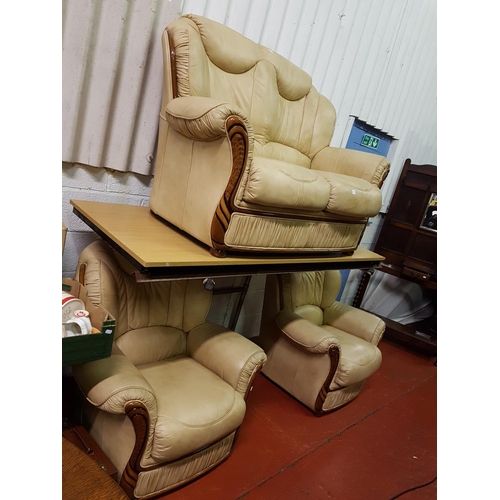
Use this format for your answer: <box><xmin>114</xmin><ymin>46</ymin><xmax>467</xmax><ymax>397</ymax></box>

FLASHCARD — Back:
<box><xmin>62</xmin><ymin>279</ymin><xmax>116</xmax><ymax>367</ymax></box>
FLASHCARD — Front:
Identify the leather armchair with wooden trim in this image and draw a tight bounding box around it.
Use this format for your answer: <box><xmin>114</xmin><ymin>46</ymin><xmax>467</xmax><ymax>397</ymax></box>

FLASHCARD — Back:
<box><xmin>71</xmin><ymin>240</ymin><xmax>267</xmax><ymax>499</ymax></box>
<box><xmin>150</xmin><ymin>14</ymin><xmax>390</xmax><ymax>257</ymax></box>
<box><xmin>255</xmin><ymin>271</ymin><xmax>385</xmax><ymax>415</ymax></box>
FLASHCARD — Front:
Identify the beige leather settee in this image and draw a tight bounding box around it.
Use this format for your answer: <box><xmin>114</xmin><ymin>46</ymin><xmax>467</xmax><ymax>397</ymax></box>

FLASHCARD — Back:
<box><xmin>71</xmin><ymin>240</ymin><xmax>267</xmax><ymax>499</ymax></box>
<box><xmin>256</xmin><ymin>271</ymin><xmax>385</xmax><ymax>415</ymax></box>
<box><xmin>150</xmin><ymin>14</ymin><xmax>390</xmax><ymax>257</ymax></box>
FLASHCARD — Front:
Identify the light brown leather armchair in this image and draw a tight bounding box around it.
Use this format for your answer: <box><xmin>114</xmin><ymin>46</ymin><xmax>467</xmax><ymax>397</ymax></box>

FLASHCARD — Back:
<box><xmin>255</xmin><ymin>271</ymin><xmax>385</xmax><ymax>415</ymax></box>
<box><xmin>150</xmin><ymin>14</ymin><xmax>390</xmax><ymax>258</ymax></box>
<box><xmin>71</xmin><ymin>240</ymin><xmax>267</xmax><ymax>499</ymax></box>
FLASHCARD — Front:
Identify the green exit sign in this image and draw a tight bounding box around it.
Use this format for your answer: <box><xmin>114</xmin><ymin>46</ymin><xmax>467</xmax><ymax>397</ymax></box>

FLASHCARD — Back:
<box><xmin>361</xmin><ymin>134</ymin><xmax>380</xmax><ymax>150</ymax></box>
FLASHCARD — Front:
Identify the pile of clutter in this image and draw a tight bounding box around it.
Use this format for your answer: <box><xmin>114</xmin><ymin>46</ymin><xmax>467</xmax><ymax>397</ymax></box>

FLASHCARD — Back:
<box><xmin>62</xmin><ymin>291</ymin><xmax>97</xmax><ymax>337</ymax></box>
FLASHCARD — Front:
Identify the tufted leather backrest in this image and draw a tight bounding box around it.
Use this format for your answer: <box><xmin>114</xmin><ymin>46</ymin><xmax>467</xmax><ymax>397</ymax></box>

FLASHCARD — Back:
<box><xmin>279</xmin><ymin>271</ymin><xmax>343</xmax><ymax>326</ymax></box>
<box><xmin>166</xmin><ymin>14</ymin><xmax>336</xmax><ymax>167</ymax></box>
<box><xmin>76</xmin><ymin>240</ymin><xmax>212</xmax><ymax>365</ymax></box>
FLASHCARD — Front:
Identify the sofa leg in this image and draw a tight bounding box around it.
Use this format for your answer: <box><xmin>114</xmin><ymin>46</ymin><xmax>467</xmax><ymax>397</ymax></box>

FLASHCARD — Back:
<box><xmin>210</xmin><ymin>247</ymin><xmax>227</xmax><ymax>258</ymax></box>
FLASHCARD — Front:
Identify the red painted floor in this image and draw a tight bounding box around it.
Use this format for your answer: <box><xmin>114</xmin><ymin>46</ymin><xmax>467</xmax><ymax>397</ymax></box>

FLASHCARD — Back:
<box><xmin>159</xmin><ymin>340</ymin><xmax>437</xmax><ymax>500</ymax></box>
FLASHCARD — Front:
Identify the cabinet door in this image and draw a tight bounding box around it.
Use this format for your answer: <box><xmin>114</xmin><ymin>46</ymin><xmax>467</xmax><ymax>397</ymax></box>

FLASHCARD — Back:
<box><xmin>391</xmin><ymin>184</ymin><xmax>428</xmax><ymax>226</ymax></box>
<box><xmin>375</xmin><ymin>160</ymin><xmax>437</xmax><ymax>280</ymax></box>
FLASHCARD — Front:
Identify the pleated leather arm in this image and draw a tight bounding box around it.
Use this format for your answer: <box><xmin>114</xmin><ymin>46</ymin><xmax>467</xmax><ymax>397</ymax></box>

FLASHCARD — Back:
<box><xmin>276</xmin><ymin>310</ymin><xmax>341</xmax><ymax>354</ymax></box>
<box><xmin>72</xmin><ymin>343</ymin><xmax>157</xmax><ymax>417</ymax></box>
<box><xmin>323</xmin><ymin>302</ymin><xmax>386</xmax><ymax>346</ymax></box>
<box><xmin>187</xmin><ymin>322</ymin><xmax>267</xmax><ymax>398</ymax></box>
<box><xmin>164</xmin><ymin>96</ymin><xmax>253</xmax><ymax>142</ymax></box>
<box><xmin>311</xmin><ymin>146</ymin><xmax>390</xmax><ymax>188</ymax></box>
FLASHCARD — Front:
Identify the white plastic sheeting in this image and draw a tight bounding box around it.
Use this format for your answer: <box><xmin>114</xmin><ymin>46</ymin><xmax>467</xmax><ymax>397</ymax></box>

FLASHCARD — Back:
<box><xmin>360</xmin><ymin>270</ymin><xmax>435</xmax><ymax>325</ymax></box>
<box><xmin>63</xmin><ymin>0</ymin><xmax>436</xmax><ymax>187</ymax></box>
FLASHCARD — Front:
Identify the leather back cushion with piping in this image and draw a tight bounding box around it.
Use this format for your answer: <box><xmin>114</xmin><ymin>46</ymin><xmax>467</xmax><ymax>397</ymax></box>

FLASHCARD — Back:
<box><xmin>76</xmin><ymin>240</ymin><xmax>212</xmax><ymax>364</ymax></box>
<box><xmin>279</xmin><ymin>271</ymin><xmax>342</xmax><ymax>326</ymax></box>
<box><xmin>167</xmin><ymin>14</ymin><xmax>336</xmax><ymax>165</ymax></box>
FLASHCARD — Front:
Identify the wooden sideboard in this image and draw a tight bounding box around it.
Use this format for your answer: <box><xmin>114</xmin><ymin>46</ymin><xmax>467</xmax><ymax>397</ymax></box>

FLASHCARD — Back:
<box><xmin>353</xmin><ymin>159</ymin><xmax>437</xmax><ymax>356</ymax></box>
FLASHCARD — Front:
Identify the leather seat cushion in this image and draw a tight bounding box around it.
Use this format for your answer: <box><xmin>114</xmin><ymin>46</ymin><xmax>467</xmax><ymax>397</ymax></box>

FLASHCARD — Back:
<box><xmin>242</xmin><ymin>156</ymin><xmax>381</xmax><ymax>217</ymax></box>
<box><xmin>315</xmin><ymin>170</ymin><xmax>382</xmax><ymax>217</ymax></box>
<box><xmin>139</xmin><ymin>356</ymin><xmax>246</xmax><ymax>463</ymax></box>
<box><xmin>243</xmin><ymin>156</ymin><xmax>330</xmax><ymax>211</ymax></box>
<box><xmin>322</xmin><ymin>326</ymin><xmax>382</xmax><ymax>389</ymax></box>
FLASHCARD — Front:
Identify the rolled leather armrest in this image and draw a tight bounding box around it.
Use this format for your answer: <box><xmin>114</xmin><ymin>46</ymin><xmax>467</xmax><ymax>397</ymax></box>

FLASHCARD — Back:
<box><xmin>276</xmin><ymin>310</ymin><xmax>340</xmax><ymax>354</ymax></box>
<box><xmin>164</xmin><ymin>96</ymin><xmax>253</xmax><ymax>142</ymax></box>
<box><xmin>323</xmin><ymin>302</ymin><xmax>386</xmax><ymax>346</ymax></box>
<box><xmin>311</xmin><ymin>146</ymin><xmax>390</xmax><ymax>187</ymax></box>
<box><xmin>72</xmin><ymin>343</ymin><xmax>157</xmax><ymax>416</ymax></box>
<box><xmin>187</xmin><ymin>322</ymin><xmax>267</xmax><ymax>397</ymax></box>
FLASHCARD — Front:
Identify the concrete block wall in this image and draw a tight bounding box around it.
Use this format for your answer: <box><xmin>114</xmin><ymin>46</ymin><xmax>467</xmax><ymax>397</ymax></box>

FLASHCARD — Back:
<box><xmin>62</xmin><ymin>161</ymin><xmax>381</xmax><ymax>339</ymax></box>
<box><xmin>62</xmin><ymin>162</ymin><xmax>153</xmax><ymax>280</ymax></box>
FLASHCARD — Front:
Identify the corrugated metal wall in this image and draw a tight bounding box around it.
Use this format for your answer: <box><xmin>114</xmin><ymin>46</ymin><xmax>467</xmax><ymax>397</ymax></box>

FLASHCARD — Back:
<box><xmin>63</xmin><ymin>0</ymin><xmax>436</xmax><ymax>202</ymax></box>
<box><xmin>62</xmin><ymin>0</ymin><xmax>183</xmax><ymax>175</ymax></box>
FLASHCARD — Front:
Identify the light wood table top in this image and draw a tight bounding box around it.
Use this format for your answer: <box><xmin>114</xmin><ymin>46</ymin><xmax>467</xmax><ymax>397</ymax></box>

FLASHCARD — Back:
<box><xmin>71</xmin><ymin>200</ymin><xmax>384</xmax><ymax>280</ymax></box>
